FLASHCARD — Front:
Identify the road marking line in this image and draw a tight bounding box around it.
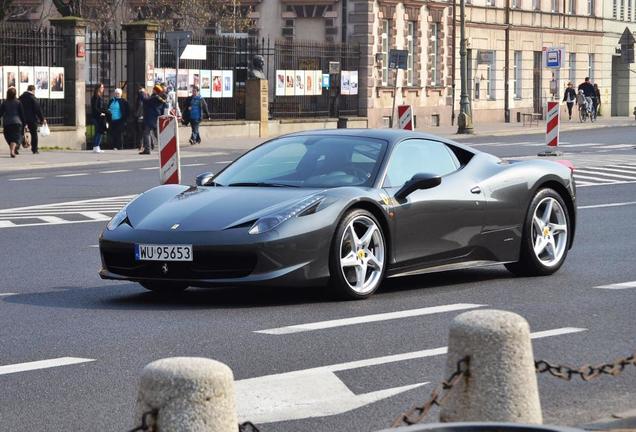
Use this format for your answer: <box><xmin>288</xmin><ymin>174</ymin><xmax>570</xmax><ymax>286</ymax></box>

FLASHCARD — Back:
<box><xmin>596</xmin><ymin>144</ymin><xmax>635</xmax><ymax>149</ymax></box>
<box><xmin>8</xmin><ymin>177</ymin><xmax>44</xmax><ymax>181</ymax></box>
<box><xmin>182</xmin><ymin>163</ymin><xmax>206</xmax><ymax>167</ymax></box>
<box><xmin>215</xmin><ymin>160</ymin><xmax>233</xmax><ymax>164</ymax></box>
<box><xmin>586</xmin><ymin>166</ymin><xmax>636</xmax><ymax>175</ymax></box>
<box><xmin>579</xmin><ymin>201</ymin><xmax>636</xmax><ymax>209</ymax></box>
<box><xmin>0</xmin><ymin>195</ymin><xmax>136</xmax><ymax>213</ymax></box>
<box><xmin>575</xmin><ymin>169</ymin><xmax>636</xmax><ymax>180</ymax></box>
<box><xmin>256</xmin><ymin>303</ymin><xmax>485</xmax><ymax>335</ymax></box>
<box><xmin>89</xmin><ymin>244</ymin><xmax>99</xmax><ymax>248</ymax></box>
<box><xmin>559</xmin><ymin>143</ymin><xmax>599</xmax><ymax>147</ymax></box>
<box><xmin>0</xmin><ymin>357</ymin><xmax>95</xmax><ymax>376</ymax></box>
<box><xmin>56</xmin><ymin>173</ymin><xmax>89</xmax><ymax>178</ymax></box>
<box><xmin>594</xmin><ymin>281</ymin><xmax>636</xmax><ymax>290</ymax></box>
<box><xmin>0</xmin><ymin>293</ymin><xmax>17</xmax><ymax>297</ymax></box>
<box><xmin>37</xmin><ymin>216</ymin><xmax>67</xmax><ymax>223</ymax></box>
<box><xmin>573</xmin><ymin>174</ymin><xmax>618</xmax><ymax>183</ymax></box>
<box><xmin>79</xmin><ymin>212</ymin><xmax>112</xmax><ymax>221</ymax></box>
<box><xmin>141</xmin><ymin>166</ymin><xmax>156</xmax><ymax>170</ymax></box>
<box><xmin>2</xmin><ymin>211</ymin><xmax>119</xmax><ymax>218</ymax></box>
<box><xmin>578</xmin><ymin>180</ymin><xmax>636</xmax><ymax>188</ymax></box>
<box><xmin>236</xmin><ymin>326</ymin><xmax>585</xmax><ymax>424</ymax></box>
<box><xmin>100</xmin><ymin>169</ymin><xmax>130</xmax><ymax>174</ymax></box>
<box><xmin>0</xmin><ymin>221</ymin><xmax>17</xmax><ymax>228</ymax></box>
<box><xmin>0</xmin><ymin>219</ymin><xmax>109</xmax><ymax>229</ymax></box>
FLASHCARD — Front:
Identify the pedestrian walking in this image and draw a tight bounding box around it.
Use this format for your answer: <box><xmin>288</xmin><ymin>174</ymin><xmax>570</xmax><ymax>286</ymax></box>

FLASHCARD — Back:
<box><xmin>107</xmin><ymin>88</ymin><xmax>130</xmax><ymax>150</ymax></box>
<box><xmin>594</xmin><ymin>83</ymin><xmax>602</xmax><ymax>116</ymax></box>
<box><xmin>0</xmin><ymin>87</ymin><xmax>26</xmax><ymax>158</ymax></box>
<box><xmin>184</xmin><ymin>86</ymin><xmax>209</xmax><ymax>145</ymax></box>
<box><xmin>90</xmin><ymin>83</ymin><xmax>106</xmax><ymax>153</ymax></box>
<box><xmin>562</xmin><ymin>82</ymin><xmax>576</xmax><ymax>120</ymax></box>
<box><xmin>141</xmin><ymin>84</ymin><xmax>168</xmax><ymax>155</ymax></box>
<box><xmin>19</xmin><ymin>85</ymin><xmax>46</xmax><ymax>154</ymax></box>
<box><xmin>135</xmin><ymin>87</ymin><xmax>147</xmax><ymax>151</ymax></box>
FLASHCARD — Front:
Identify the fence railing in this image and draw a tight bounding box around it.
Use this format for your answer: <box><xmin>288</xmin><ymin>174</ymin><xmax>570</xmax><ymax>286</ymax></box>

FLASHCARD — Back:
<box><xmin>0</xmin><ymin>23</ymin><xmax>66</xmax><ymax>125</ymax></box>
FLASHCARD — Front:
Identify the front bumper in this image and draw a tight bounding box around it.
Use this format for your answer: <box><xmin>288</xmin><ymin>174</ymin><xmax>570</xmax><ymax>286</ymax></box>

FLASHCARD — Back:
<box><xmin>99</xmin><ymin>220</ymin><xmax>333</xmax><ymax>288</ymax></box>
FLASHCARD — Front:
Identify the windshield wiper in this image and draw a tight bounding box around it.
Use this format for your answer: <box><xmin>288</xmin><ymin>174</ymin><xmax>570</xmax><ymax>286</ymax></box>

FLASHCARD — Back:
<box><xmin>227</xmin><ymin>182</ymin><xmax>299</xmax><ymax>188</ymax></box>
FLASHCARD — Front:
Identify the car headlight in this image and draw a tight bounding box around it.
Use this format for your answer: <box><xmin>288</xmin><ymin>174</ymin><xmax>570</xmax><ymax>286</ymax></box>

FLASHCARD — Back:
<box><xmin>248</xmin><ymin>194</ymin><xmax>325</xmax><ymax>235</ymax></box>
<box><xmin>107</xmin><ymin>208</ymin><xmax>129</xmax><ymax>231</ymax></box>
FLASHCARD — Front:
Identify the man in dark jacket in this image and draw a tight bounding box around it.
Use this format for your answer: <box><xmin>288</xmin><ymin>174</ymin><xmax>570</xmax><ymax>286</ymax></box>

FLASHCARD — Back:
<box><xmin>19</xmin><ymin>85</ymin><xmax>45</xmax><ymax>154</ymax></box>
<box><xmin>141</xmin><ymin>84</ymin><xmax>168</xmax><ymax>155</ymax></box>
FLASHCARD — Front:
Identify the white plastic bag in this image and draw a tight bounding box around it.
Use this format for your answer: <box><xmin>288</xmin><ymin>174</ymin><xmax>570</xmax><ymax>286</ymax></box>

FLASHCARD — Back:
<box><xmin>40</xmin><ymin>122</ymin><xmax>50</xmax><ymax>137</ymax></box>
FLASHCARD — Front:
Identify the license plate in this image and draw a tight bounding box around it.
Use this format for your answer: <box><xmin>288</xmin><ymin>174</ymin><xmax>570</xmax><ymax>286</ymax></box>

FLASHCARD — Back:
<box><xmin>135</xmin><ymin>244</ymin><xmax>193</xmax><ymax>261</ymax></box>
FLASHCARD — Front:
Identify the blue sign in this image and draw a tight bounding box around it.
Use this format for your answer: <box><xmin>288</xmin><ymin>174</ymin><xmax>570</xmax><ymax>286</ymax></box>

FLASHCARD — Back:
<box><xmin>322</xmin><ymin>74</ymin><xmax>330</xmax><ymax>89</ymax></box>
<box><xmin>544</xmin><ymin>47</ymin><xmax>564</xmax><ymax>68</ymax></box>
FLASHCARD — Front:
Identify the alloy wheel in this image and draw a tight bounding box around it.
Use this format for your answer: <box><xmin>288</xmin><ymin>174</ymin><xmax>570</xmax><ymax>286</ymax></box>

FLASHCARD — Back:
<box><xmin>531</xmin><ymin>197</ymin><xmax>568</xmax><ymax>267</ymax></box>
<box><xmin>339</xmin><ymin>215</ymin><xmax>385</xmax><ymax>295</ymax></box>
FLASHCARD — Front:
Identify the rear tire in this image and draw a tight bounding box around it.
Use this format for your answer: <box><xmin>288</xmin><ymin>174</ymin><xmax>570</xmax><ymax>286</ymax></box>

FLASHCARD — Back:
<box><xmin>328</xmin><ymin>209</ymin><xmax>387</xmax><ymax>300</ymax></box>
<box><xmin>140</xmin><ymin>281</ymin><xmax>188</xmax><ymax>294</ymax></box>
<box><xmin>505</xmin><ymin>188</ymin><xmax>571</xmax><ymax>276</ymax></box>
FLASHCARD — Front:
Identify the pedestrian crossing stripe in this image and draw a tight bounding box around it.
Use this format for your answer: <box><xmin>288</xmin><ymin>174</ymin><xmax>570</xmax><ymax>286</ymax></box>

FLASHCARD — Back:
<box><xmin>0</xmin><ymin>195</ymin><xmax>136</xmax><ymax>229</ymax></box>
<box><xmin>574</xmin><ymin>162</ymin><xmax>636</xmax><ymax>187</ymax></box>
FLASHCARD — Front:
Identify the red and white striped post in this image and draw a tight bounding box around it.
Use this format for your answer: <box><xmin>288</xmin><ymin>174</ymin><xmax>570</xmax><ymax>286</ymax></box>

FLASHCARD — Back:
<box><xmin>158</xmin><ymin>115</ymin><xmax>181</xmax><ymax>184</ymax></box>
<box><xmin>397</xmin><ymin>105</ymin><xmax>413</xmax><ymax>130</ymax></box>
<box><xmin>538</xmin><ymin>101</ymin><xmax>562</xmax><ymax>156</ymax></box>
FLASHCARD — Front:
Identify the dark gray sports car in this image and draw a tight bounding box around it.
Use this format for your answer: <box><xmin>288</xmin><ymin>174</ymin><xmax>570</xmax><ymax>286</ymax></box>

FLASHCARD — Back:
<box><xmin>99</xmin><ymin>129</ymin><xmax>576</xmax><ymax>299</ymax></box>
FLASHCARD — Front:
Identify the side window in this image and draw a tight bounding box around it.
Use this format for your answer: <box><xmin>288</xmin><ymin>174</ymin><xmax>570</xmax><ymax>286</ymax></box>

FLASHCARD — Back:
<box><xmin>383</xmin><ymin>139</ymin><xmax>459</xmax><ymax>188</ymax></box>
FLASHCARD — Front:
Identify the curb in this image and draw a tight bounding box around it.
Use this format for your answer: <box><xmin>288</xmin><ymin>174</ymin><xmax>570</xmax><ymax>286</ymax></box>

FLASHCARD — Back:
<box><xmin>445</xmin><ymin>122</ymin><xmax>635</xmax><ymax>140</ymax></box>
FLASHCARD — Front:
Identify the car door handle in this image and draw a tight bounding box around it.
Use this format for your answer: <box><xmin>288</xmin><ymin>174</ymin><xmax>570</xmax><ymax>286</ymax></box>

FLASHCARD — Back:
<box><xmin>470</xmin><ymin>186</ymin><xmax>482</xmax><ymax>194</ymax></box>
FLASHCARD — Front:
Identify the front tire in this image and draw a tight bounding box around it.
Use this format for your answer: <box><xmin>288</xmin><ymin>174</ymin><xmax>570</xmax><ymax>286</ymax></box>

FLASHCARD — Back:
<box><xmin>505</xmin><ymin>188</ymin><xmax>571</xmax><ymax>276</ymax></box>
<box><xmin>329</xmin><ymin>209</ymin><xmax>387</xmax><ymax>300</ymax></box>
<box><xmin>140</xmin><ymin>281</ymin><xmax>188</xmax><ymax>294</ymax></box>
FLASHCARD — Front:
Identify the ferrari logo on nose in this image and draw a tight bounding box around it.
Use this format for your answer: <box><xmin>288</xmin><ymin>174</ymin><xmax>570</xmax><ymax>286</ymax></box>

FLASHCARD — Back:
<box><xmin>171</xmin><ymin>224</ymin><xmax>180</xmax><ymax>230</ymax></box>
<box><xmin>161</xmin><ymin>263</ymin><xmax>169</xmax><ymax>274</ymax></box>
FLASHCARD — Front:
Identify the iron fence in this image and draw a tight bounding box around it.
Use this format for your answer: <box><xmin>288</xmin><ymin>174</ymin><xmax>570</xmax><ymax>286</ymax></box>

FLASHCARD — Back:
<box><xmin>271</xmin><ymin>40</ymin><xmax>360</xmax><ymax>118</ymax></box>
<box><xmin>85</xmin><ymin>28</ymin><xmax>129</xmax><ymax>148</ymax></box>
<box><xmin>155</xmin><ymin>33</ymin><xmax>273</xmax><ymax>120</ymax></box>
<box><xmin>0</xmin><ymin>23</ymin><xmax>66</xmax><ymax>125</ymax></box>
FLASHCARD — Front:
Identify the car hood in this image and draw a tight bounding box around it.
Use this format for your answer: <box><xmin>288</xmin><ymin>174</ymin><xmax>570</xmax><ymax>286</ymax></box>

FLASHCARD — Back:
<box><xmin>127</xmin><ymin>186</ymin><xmax>324</xmax><ymax>232</ymax></box>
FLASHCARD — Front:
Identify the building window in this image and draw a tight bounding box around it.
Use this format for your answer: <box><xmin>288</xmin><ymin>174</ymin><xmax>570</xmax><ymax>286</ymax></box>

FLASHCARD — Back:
<box><xmin>613</xmin><ymin>0</ymin><xmax>618</xmax><ymax>17</ymax></box>
<box><xmin>533</xmin><ymin>0</ymin><xmax>540</xmax><ymax>10</ymax></box>
<box><xmin>568</xmin><ymin>0</ymin><xmax>576</xmax><ymax>13</ymax></box>
<box><xmin>512</xmin><ymin>0</ymin><xmax>518</xmax><ymax>7</ymax></box>
<box><xmin>569</xmin><ymin>53</ymin><xmax>576</xmax><ymax>83</ymax></box>
<box><xmin>430</xmin><ymin>22</ymin><xmax>439</xmax><ymax>86</ymax></box>
<box><xmin>381</xmin><ymin>19</ymin><xmax>390</xmax><ymax>86</ymax></box>
<box><xmin>407</xmin><ymin>22</ymin><xmax>415</xmax><ymax>86</ymax></box>
<box><xmin>486</xmin><ymin>0</ymin><xmax>495</xmax><ymax>6</ymax></box>
<box><xmin>514</xmin><ymin>51</ymin><xmax>522</xmax><ymax>99</ymax></box>
<box><xmin>487</xmin><ymin>51</ymin><xmax>496</xmax><ymax>100</ymax></box>
<box><xmin>629</xmin><ymin>0</ymin><xmax>632</xmax><ymax>19</ymax></box>
<box><xmin>588</xmin><ymin>53</ymin><xmax>595</xmax><ymax>80</ymax></box>
<box><xmin>621</xmin><ymin>0</ymin><xmax>626</xmax><ymax>19</ymax></box>
<box><xmin>552</xmin><ymin>0</ymin><xmax>559</xmax><ymax>12</ymax></box>
<box><xmin>588</xmin><ymin>0</ymin><xmax>595</xmax><ymax>15</ymax></box>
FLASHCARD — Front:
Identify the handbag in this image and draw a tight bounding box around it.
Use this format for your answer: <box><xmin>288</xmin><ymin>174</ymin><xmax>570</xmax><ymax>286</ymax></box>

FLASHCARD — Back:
<box><xmin>40</xmin><ymin>122</ymin><xmax>51</xmax><ymax>137</ymax></box>
<box><xmin>22</xmin><ymin>130</ymin><xmax>31</xmax><ymax>148</ymax></box>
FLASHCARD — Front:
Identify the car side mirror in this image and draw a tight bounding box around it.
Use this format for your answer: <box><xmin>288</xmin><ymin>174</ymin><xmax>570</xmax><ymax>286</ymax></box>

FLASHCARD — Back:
<box><xmin>395</xmin><ymin>173</ymin><xmax>442</xmax><ymax>200</ymax></box>
<box><xmin>195</xmin><ymin>172</ymin><xmax>215</xmax><ymax>186</ymax></box>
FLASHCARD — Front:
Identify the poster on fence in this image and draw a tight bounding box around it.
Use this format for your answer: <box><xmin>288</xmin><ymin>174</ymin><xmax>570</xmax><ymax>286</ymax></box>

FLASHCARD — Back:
<box><xmin>49</xmin><ymin>67</ymin><xmax>64</xmax><ymax>99</ymax></box>
<box><xmin>34</xmin><ymin>66</ymin><xmax>49</xmax><ymax>99</ymax></box>
<box><xmin>177</xmin><ymin>70</ymin><xmax>189</xmax><ymax>97</ymax></box>
<box><xmin>285</xmin><ymin>71</ymin><xmax>294</xmax><ymax>96</ymax></box>
<box><xmin>19</xmin><ymin>66</ymin><xmax>34</xmax><ymax>95</ymax></box>
<box><xmin>222</xmin><ymin>70</ymin><xmax>233</xmax><ymax>98</ymax></box>
<box><xmin>314</xmin><ymin>71</ymin><xmax>323</xmax><ymax>95</ymax></box>
<box><xmin>164</xmin><ymin>69</ymin><xmax>176</xmax><ymax>92</ymax></box>
<box><xmin>341</xmin><ymin>70</ymin><xmax>351</xmax><ymax>95</ymax></box>
<box><xmin>188</xmin><ymin>69</ymin><xmax>200</xmax><ymax>94</ymax></box>
<box><xmin>295</xmin><ymin>70</ymin><xmax>305</xmax><ymax>96</ymax></box>
<box><xmin>211</xmin><ymin>71</ymin><xmax>222</xmax><ymax>98</ymax></box>
<box><xmin>305</xmin><ymin>72</ymin><xmax>314</xmax><ymax>96</ymax></box>
<box><xmin>199</xmin><ymin>70</ymin><xmax>211</xmax><ymax>98</ymax></box>
<box><xmin>275</xmin><ymin>71</ymin><xmax>285</xmax><ymax>96</ymax></box>
<box><xmin>154</xmin><ymin>68</ymin><xmax>165</xmax><ymax>86</ymax></box>
<box><xmin>4</xmin><ymin>66</ymin><xmax>18</xmax><ymax>95</ymax></box>
<box><xmin>146</xmin><ymin>64</ymin><xmax>154</xmax><ymax>88</ymax></box>
<box><xmin>349</xmin><ymin>71</ymin><xmax>358</xmax><ymax>95</ymax></box>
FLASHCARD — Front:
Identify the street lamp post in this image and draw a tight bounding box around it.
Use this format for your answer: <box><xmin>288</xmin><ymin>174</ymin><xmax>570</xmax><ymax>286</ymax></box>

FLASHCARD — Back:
<box><xmin>457</xmin><ymin>0</ymin><xmax>474</xmax><ymax>134</ymax></box>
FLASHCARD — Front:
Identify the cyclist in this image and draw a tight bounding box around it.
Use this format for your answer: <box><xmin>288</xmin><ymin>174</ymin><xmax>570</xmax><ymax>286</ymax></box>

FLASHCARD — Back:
<box><xmin>578</xmin><ymin>77</ymin><xmax>596</xmax><ymax>119</ymax></box>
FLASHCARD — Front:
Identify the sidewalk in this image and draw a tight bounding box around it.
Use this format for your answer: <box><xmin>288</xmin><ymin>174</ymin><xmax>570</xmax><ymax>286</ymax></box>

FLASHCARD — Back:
<box><xmin>1</xmin><ymin>117</ymin><xmax>633</xmax><ymax>174</ymax></box>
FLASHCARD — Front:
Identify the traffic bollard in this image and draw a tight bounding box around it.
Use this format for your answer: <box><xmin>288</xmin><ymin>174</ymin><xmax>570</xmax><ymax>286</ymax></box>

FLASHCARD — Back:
<box><xmin>134</xmin><ymin>357</ymin><xmax>238</xmax><ymax>432</ymax></box>
<box><xmin>439</xmin><ymin>310</ymin><xmax>542</xmax><ymax>424</ymax></box>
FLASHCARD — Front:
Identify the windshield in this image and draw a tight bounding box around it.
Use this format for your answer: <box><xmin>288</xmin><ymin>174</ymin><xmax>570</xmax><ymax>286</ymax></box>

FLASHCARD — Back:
<box><xmin>213</xmin><ymin>135</ymin><xmax>388</xmax><ymax>188</ymax></box>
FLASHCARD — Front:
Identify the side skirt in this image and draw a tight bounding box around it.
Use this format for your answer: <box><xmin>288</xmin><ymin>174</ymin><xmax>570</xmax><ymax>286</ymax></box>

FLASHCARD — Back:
<box><xmin>387</xmin><ymin>259</ymin><xmax>515</xmax><ymax>279</ymax></box>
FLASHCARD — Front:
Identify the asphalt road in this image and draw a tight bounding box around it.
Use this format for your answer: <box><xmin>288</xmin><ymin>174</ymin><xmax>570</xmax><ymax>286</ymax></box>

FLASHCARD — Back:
<box><xmin>0</xmin><ymin>127</ymin><xmax>635</xmax><ymax>431</ymax></box>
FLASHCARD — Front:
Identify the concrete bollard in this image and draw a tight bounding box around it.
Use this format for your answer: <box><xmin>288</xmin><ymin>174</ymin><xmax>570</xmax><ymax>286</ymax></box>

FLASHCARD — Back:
<box><xmin>135</xmin><ymin>357</ymin><xmax>238</xmax><ymax>432</ymax></box>
<box><xmin>439</xmin><ymin>310</ymin><xmax>542</xmax><ymax>424</ymax></box>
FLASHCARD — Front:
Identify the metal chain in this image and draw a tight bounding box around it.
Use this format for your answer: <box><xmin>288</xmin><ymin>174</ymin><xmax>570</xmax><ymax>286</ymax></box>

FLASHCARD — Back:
<box><xmin>239</xmin><ymin>421</ymin><xmax>261</xmax><ymax>432</ymax></box>
<box><xmin>535</xmin><ymin>352</ymin><xmax>636</xmax><ymax>381</ymax></box>
<box><xmin>128</xmin><ymin>409</ymin><xmax>157</xmax><ymax>432</ymax></box>
<box><xmin>391</xmin><ymin>356</ymin><xmax>470</xmax><ymax>428</ymax></box>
